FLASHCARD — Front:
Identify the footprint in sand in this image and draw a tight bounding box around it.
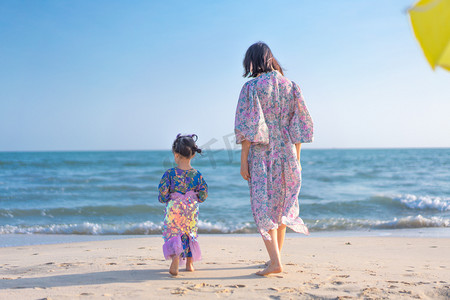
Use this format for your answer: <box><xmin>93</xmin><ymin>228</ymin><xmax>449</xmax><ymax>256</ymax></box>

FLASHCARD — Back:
<box><xmin>387</xmin><ymin>280</ymin><xmax>398</xmax><ymax>284</ymax></box>
<box><xmin>186</xmin><ymin>283</ymin><xmax>224</xmax><ymax>293</ymax></box>
<box><xmin>106</xmin><ymin>262</ymin><xmax>117</xmax><ymax>265</ymax></box>
<box><xmin>171</xmin><ymin>287</ymin><xmax>188</xmax><ymax>295</ymax></box>
<box><xmin>80</xmin><ymin>292</ymin><xmax>94</xmax><ymax>296</ymax></box>
<box><xmin>58</xmin><ymin>263</ymin><xmax>73</xmax><ymax>268</ymax></box>
<box><xmin>215</xmin><ymin>288</ymin><xmax>232</xmax><ymax>294</ymax></box>
<box><xmin>227</xmin><ymin>284</ymin><xmax>246</xmax><ymax>288</ymax></box>
<box><xmin>388</xmin><ymin>285</ymin><xmax>398</xmax><ymax>289</ymax></box>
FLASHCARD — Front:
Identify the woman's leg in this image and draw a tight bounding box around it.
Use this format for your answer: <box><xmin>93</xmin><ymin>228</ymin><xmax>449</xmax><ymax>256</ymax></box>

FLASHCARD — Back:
<box><xmin>265</xmin><ymin>224</ymin><xmax>287</xmax><ymax>266</ymax></box>
<box><xmin>277</xmin><ymin>224</ymin><xmax>287</xmax><ymax>253</ymax></box>
<box><xmin>256</xmin><ymin>229</ymin><xmax>283</xmax><ymax>276</ymax></box>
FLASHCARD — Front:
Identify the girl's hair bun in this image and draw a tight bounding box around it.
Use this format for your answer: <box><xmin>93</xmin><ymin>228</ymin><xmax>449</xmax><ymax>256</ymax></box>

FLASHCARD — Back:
<box><xmin>193</xmin><ymin>147</ymin><xmax>202</xmax><ymax>154</ymax></box>
<box><xmin>172</xmin><ymin>133</ymin><xmax>202</xmax><ymax>158</ymax></box>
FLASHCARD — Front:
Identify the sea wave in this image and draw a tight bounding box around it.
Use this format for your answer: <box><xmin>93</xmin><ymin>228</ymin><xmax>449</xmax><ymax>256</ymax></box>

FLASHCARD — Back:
<box><xmin>302</xmin><ymin>193</ymin><xmax>450</xmax><ymax>212</ymax></box>
<box><xmin>0</xmin><ymin>205</ymin><xmax>162</xmax><ymax>219</ymax></box>
<box><xmin>384</xmin><ymin>194</ymin><xmax>450</xmax><ymax>211</ymax></box>
<box><xmin>0</xmin><ymin>215</ymin><xmax>447</xmax><ymax>235</ymax></box>
<box><xmin>0</xmin><ymin>220</ymin><xmax>254</xmax><ymax>235</ymax></box>
<box><xmin>0</xmin><ymin>221</ymin><xmax>162</xmax><ymax>235</ymax></box>
<box><xmin>309</xmin><ymin>215</ymin><xmax>449</xmax><ymax>231</ymax></box>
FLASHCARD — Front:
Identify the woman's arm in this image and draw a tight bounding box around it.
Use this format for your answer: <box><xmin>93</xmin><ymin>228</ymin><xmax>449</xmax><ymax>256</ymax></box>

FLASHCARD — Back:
<box><xmin>240</xmin><ymin>140</ymin><xmax>251</xmax><ymax>181</ymax></box>
<box><xmin>295</xmin><ymin>143</ymin><xmax>302</xmax><ymax>171</ymax></box>
<box><xmin>295</xmin><ymin>143</ymin><xmax>302</xmax><ymax>161</ymax></box>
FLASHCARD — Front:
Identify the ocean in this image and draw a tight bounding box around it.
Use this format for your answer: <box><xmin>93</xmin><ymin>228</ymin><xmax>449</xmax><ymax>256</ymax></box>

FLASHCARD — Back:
<box><xmin>0</xmin><ymin>149</ymin><xmax>449</xmax><ymax>245</ymax></box>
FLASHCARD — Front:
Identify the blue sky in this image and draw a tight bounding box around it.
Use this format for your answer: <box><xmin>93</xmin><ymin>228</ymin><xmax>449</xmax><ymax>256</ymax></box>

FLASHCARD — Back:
<box><xmin>0</xmin><ymin>0</ymin><xmax>449</xmax><ymax>151</ymax></box>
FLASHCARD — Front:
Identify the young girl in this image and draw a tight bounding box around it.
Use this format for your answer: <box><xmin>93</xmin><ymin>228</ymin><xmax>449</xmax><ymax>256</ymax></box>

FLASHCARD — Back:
<box><xmin>158</xmin><ymin>134</ymin><xmax>208</xmax><ymax>276</ymax></box>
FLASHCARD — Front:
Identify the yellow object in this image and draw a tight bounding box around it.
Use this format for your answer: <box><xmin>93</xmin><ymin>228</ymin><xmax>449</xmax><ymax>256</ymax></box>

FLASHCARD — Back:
<box><xmin>409</xmin><ymin>0</ymin><xmax>450</xmax><ymax>71</ymax></box>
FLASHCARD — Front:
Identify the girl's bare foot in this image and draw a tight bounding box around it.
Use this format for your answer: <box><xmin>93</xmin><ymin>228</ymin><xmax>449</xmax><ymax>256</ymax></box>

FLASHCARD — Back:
<box><xmin>169</xmin><ymin>256</ymin><xmax>179</xmax><ymax>276</ymax></box>
<box><xmin>256</xmin><ymin>264</ymin><xmax>283</xmax><ymax>276</ymax></box>
<box><xmin>186</xmin><ymin>257</ymin><xmax>195</xmax><ymax>271</ymax></box>
<box><xmin>186</xmin><ymin>263</ymin><xmax>195</xmax><ymax>271</ymax></box>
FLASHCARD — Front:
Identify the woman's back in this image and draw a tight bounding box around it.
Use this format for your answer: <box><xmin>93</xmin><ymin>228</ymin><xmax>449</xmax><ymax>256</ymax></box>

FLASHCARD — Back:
<box><xmin>237</xmin><ymin>70</ymin><xmax>312</xmax><ymax>150</ymax></box>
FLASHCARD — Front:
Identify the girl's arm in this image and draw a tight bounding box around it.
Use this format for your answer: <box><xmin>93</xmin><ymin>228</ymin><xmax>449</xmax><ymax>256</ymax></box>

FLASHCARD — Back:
<box><xmin>197</xmin><ymin>174</ymin><xmax>208</xmax><ymax>203</ymax></box>
<box><xmin>240</xmin><ymin>140</ymin><xmax>251</xmax><ymax>181</ymax></box>
<box><xmin>158</xmin><ymin>171</ymin><xmax>171</xmax><ymax>203</ymax></box>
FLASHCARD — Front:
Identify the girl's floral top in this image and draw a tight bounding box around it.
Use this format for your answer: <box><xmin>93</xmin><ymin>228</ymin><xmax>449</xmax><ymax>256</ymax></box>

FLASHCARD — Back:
<box><xmin>234</xmin><ymin>70</ymin><xmax>313</xmax><ymax>240</ymax></box>
<box><xmin>158</xmin><ymin>168</ymin><xmax>208</xmax><ymax>203</ymax></box>
<box><xmin>158</xmin><ymin>168</ymin><xmax>208</xmax><ymax>243</ymax></box>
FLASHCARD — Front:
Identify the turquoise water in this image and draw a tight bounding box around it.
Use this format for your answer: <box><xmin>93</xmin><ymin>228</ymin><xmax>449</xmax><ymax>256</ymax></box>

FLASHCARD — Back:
<box><xmin>0</xmin><ymin>149</ymin><xmax>449</xmax><ymax>239</ymax></box>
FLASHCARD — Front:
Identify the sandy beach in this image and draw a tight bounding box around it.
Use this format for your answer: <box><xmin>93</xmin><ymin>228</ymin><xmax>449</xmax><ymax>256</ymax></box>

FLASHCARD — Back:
<box><xmin>0</xmin><ymin>235</ymin><xmax>449</xmax><ymax>299</ymax></box>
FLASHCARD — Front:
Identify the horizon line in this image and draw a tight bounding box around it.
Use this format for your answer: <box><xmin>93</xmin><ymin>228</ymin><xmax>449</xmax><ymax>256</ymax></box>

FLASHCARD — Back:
<box><xmin>1</xmin><ymin>146</ymin><xmax>449</xmax><ymax>153</ymax></box>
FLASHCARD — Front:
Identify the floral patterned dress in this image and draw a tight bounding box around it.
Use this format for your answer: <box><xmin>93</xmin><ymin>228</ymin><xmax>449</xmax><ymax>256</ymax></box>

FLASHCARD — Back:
<box><xmin>234</xmin><ymin>70</ymin><xmax>313</xmax><ymax>240</ymax></box>
<box><xmin>158</xmin><ymin>168</ymin><xmax>208</xmax><ymax>263</ymax></box>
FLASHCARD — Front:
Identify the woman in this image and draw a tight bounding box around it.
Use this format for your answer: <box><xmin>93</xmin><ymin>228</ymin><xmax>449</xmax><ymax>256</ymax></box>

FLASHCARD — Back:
<box><xmin>234</xmin><ymin>42</ymin><xmax>313</xmax><ymax>276</ymax></box>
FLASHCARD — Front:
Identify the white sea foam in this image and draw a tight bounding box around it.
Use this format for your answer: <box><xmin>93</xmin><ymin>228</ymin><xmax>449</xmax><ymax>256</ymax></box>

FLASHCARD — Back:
<box><xmin>197</xmin><ymin>220</ymin><xmax>253</xmax><ymax>233</ymax></box>
<box><xmin>389</xmin><ymin>194</ymin><xmax>450</xmax><ymax>211</ymax></box>
<box><xmin>308</xmin><ymin>215</ymin><xmax>449</xmax><ymax>231</ymax></box>
<box><xmin>0</xmin><ymin>220</ymin><xmax>255</xmax><ymax>235</ymax></box>
<box><xmin>1</xmin><ymin>215</ymin><xmax>447</xmax><ymax>235</ymax></box>
<box><xmin>375</xmin><ymin>215</ymin><xmax>450</xmax><ymax>229</ymax></box>
<box><xmin>0</xmin><ymin>221</ymin><xmax>162</xmax><ymax>235</ymax></box>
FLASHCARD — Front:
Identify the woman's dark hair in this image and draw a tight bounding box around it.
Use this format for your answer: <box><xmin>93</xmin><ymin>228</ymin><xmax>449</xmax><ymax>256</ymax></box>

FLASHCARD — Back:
<box><xmin>243</xmin><ymin>42</ymin><xmax>284</xmax><ymax>78</ymax></box>
<box><xmin>172</xmin><ymin>134</ymin><xmax>202</xmax><ymax>158</ymax></box>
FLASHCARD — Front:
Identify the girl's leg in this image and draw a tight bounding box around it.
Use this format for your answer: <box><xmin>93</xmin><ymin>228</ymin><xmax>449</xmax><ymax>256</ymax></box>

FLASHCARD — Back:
<box><xmin>169</xmin><ymin>256</ymin><xmax>179</xmax><ymax>276</ymax></box>
<box><xmin>186</xmin><ymin>257</ymin><xmax>195</xmax><ymax>271</ymax></box>
<box><xmin>256</xmin><ymin>229</ymin><xmax>283</xmax><ymax>276</ymax></box>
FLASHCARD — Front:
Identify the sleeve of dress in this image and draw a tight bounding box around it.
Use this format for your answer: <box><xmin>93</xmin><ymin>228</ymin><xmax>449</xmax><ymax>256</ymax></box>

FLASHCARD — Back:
<box><xmin>234</xmin><ymin>82</ymin><xmax>269</xmax><ymax>144</ymax></box>
<box><xmin>288</xmin><ymin>82</ymin><xmax>314</xmax><ymax>144</ymax></box>
<box><xmin>196</xmin><ymin>173</ymin><xmax>208</xmax><ymax>203</ymax></box>
<box><xmin>158</xmin><ymin>171</ymin><xmax>171</xmax><ymax>203</ymax></box>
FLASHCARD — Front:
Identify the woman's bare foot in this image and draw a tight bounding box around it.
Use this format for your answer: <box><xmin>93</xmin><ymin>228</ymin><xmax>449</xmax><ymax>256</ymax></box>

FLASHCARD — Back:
<box><xmin>169</xmin><ymin>256</ymin><xmax>179</xmax><ymax>276</ymax></box>
<box><xmin>256</xmin><ymin>263</ymin><xmax>283</xmax><ymax>276</ymax></box>
<box><xmin>186</xmin><ymin>257</ymin><xmax>195</xmax><ymax>271</ymax></box>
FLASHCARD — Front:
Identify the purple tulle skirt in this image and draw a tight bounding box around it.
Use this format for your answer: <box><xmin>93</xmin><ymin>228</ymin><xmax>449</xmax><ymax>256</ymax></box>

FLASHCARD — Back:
<box><xmin>162</xmin><ymin>234</ymin><xmax>201</xmax><ymax>265</ymax></box>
